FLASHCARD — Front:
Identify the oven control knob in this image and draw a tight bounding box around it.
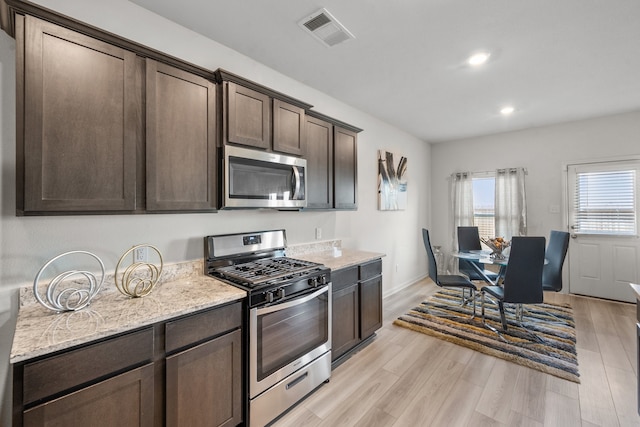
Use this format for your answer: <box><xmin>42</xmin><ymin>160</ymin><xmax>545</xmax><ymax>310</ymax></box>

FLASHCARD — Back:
<box><xmin>265</xmin><ymin>291</ymin><xmax>274</xmax><ymax>303</ymax></box>
<box><xmin>308</xmin><ymin>277</ymin><xmax>318</xmax><ymax>287</ymax></box>
<box><xmin>318</xmin><ymin>275</ymin><xmax>327</xmax><ymax>285</ymax></box>
<box><xmin>277</xmin><ymin>288</ymin><xmax>286</xmax><ymax>299</ymax></box>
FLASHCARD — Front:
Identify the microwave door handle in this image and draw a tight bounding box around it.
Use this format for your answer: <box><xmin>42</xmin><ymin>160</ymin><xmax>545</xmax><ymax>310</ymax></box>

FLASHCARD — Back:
<box><xmin>292</xmin><ymin>166</ymin><xmax>301</xmax><ymax>200</ymax></box>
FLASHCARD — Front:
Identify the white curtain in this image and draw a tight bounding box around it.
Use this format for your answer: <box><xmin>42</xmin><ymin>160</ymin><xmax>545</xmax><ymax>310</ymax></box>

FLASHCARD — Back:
<box><xmin>449</xmin><ymin>172</ymin><xmax>474</xmax><ymax>271</ymax></box>
<box><xmin>495</xmin><ymin>167</ymin><xmax>527</xmax><ymax>239</ymax></box>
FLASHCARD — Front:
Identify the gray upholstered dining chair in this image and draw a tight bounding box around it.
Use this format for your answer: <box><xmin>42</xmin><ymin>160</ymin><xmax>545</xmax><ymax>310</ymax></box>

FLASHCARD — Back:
<box><xmin>481</xmin><ymin>236</ymin><xmax>546</xmax><ymax>332</ymax></box>
<box><xmin>422</xmin><ymin>228</ymin><xmax>478</xmax><ymax>318</ymax></box>
<box><xmin>542</xmin><ymin>230</ymin><xmax>570</xmax><ymax>292</ymax></box>
<box><xmin>457</xmin><ymin>226</ymin><xmax>499</xmax><ymax>282</ymax></box>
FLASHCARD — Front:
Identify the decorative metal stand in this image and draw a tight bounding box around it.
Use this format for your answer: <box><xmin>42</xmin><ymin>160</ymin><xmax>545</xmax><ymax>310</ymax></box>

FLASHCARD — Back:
<box><xmin>115</xmin><ymin>244</ymin><xmax>163</xmax><ymax>298</ymax></box>
<box><xmin>33</xmin><ymin>251</ymin><xmax>105</xmax><ymax>312</ymax></box>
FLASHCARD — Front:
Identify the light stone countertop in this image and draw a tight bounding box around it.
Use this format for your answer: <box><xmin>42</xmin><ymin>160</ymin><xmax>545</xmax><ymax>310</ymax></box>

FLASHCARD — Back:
<box><xmin>10</xmin><ymin>274</ymin><xmax>246</xmax><ymax>364</ymax></box>
<box><xmin>293</xmin><ymin>248</ymin><xmax>385</xmax><ymax>271</ymax></box>
<box><xmin>630</xmin><ymin>283</ymin><xmax>640</xmax><ymax>300</ymax></box>
<box><xmin>11</xmin><ymin>246</ymin><xmax>384</xmax><ymax>364</ymax></box>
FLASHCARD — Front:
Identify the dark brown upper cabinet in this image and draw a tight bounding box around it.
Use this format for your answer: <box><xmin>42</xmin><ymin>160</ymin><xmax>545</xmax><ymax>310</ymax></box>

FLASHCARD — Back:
<box><xmin>17</xmin><ymin>15</ymin><xmax>139</xmax><ymax>214</ymax></box>
<box><xmin>146</xmin><ymin>60</ymin><xmax>217</xmax><ymax>212</ymax></box>
<box><xmin>224</xmin><ymin>82</ymin><xmax>271</xmax><ymax>149</ymax></box>
<box><xmin>305</xmin><ymin>114</ymin><xmax>334</xmax><ymax>209</ymax></box>
<box><xmin>273</xmin><ymin>98</ymin><xmax>305</xmax><ymax>156</ymax></box>
<box><xmin>334</xmin><ymin>126</ymin><xmax>359</xmax><ymax>210</ymax></box>
<box><xmin>3</xmin><ymin>0</ymin><xmax>365</xmax><ymax>215</ymax></box>
<box><xmin>216</xmin><ymin>69</ymin><xmax>311</xmax><ymax>156</ymax></box>
<box><xmin>304</xmin><ymin>111</ymin><xmax>361</xmax><ymax>210</ymax></box>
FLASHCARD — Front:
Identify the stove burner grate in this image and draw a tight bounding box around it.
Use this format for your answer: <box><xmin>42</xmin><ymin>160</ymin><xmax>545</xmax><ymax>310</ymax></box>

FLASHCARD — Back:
<box><xmin>214</xmin><ymin>257</ymin><xmax>320</xmax><ymax>286</ymax></box>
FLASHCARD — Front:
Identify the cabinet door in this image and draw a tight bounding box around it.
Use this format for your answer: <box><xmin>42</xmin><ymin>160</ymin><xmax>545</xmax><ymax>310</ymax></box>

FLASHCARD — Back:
<box><xmin>273</xmin><ymin>99</ymin><xmax>305</xmax><ymax>155</ymax></box>
<box><xmin>23</xmin><ymin>364</ymin><xmax>154</xmax><ymax>427</ymax></box>
<box><xmin>166</xmin><ymin>329</ymin><xmax>242</xmax><ymax>427</ymax></box>
<box><xmin>331</xmin><ymin>283</ymin><xmax>360</xmax><ymax>361</ymax></box>
<box><xmin>21</xmin><ymin>16</ymin><xmax>138</xmax><ymax>213</ymax></box>
<box><xmin>146</xmin><ymin>60</ymin><xmax>216</xmax><ymax>211</ymax></box>
<box><xmin>360</xmin><ymin>275</ymin><xmax>383</xmax><ymax>339</ymax></box>
<box><xmin>305</xmin><ymin>116</ymin><xmax>334</xmax><ymax>209</ymax></box>
<box><xmin>334</xmin><ymin>126</ymin><xmax>358</xmax><ymax>210</ymax></box>
<box><xmin>225</xmin><ymin>82</ymin><xmax>271</xmax><ymax>149</ymax></box>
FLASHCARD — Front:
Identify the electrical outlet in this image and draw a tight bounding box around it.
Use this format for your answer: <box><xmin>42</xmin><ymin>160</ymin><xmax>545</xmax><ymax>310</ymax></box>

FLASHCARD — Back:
<box><xmin>133</xmin><ymin>246</ymin><xmax>148</xmax><ymax>263</ymax></box>
<box><xmin>315</xmin><ymin>227</ymin><xmax>322</xmax><ymax>240</ymax></box>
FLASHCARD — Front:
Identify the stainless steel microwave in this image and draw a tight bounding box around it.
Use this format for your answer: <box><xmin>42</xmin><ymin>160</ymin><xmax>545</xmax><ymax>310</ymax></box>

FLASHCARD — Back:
<box><xmin>222</xmin><ymin>145</ymin><xmax>307</xmax><ymax>209</ymax></box>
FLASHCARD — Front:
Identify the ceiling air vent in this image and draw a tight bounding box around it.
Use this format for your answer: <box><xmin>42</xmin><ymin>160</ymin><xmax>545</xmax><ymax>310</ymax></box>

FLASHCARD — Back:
<box><xmin>298</xmin><ymin>8</ymin><xmax>355</xmax><ymax>48</ymax></box>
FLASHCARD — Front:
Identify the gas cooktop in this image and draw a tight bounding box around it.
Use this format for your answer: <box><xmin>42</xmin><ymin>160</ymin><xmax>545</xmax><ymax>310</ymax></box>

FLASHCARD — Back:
<box><xmin>213</xmin><ymin>257</ymin><xmax>324</xmax><ymax>287</ymax></box>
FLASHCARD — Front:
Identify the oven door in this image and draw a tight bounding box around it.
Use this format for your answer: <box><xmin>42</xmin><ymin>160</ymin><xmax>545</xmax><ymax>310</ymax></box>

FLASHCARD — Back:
<box><xmin>224</xmin><ymin>145</ymin><xmax>307</xmax><ymax>209</ymax></box>
<box><xmin>250</xmin><ymin>284</ymin><xmax>331</xmax><ymax>398</ymax></box>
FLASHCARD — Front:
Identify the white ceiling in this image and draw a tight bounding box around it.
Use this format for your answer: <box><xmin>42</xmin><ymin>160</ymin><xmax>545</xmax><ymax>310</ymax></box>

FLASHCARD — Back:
<box><xmin>130</xmin><ymin>0</ymin><xmax>640</xmax><ymax>143</ymax></box>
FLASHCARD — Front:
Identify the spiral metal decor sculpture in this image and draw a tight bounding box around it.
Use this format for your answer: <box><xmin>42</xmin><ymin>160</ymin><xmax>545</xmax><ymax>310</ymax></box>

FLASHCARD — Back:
<box><xmin>115</xmin><ymin>244</ymin><xmax>163</xmax><ymax>298</ymax></box>
<box><xmin>33</xmin><ymin>251</ymin><xmax>106</xmax><ymax>312</ymax></box>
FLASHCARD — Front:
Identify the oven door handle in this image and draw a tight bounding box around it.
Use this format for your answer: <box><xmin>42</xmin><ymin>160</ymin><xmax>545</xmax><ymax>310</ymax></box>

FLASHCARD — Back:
<box><xmin>255</xmin><ymin>285</ymin><xmax>329</xmax><ymax>316</ymax></box>
<box><xmin>291</xmin><ymin>166</ymin><xmax>301</xmax><ymax>200</ymax></box>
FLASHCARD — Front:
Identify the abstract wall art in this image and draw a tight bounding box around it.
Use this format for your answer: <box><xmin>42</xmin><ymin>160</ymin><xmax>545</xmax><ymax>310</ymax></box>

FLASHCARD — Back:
<box><xmin>378</xmin><ymin>150</ymin><xmax>407</xmax><ymax>210</ymax></box>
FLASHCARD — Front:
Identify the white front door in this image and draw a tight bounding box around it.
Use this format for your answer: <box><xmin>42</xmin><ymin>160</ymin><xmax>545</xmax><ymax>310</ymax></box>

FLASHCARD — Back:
<box><xmin>566</xmin><ymin>159</ymin><xmax>640</xmax><ymax>303</ymax></box>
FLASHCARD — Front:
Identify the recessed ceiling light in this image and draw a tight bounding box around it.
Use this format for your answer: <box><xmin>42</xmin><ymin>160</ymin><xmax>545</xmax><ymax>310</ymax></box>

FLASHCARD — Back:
<box><xmin>467</xmin><ymin>52</ymin><xmax>490</xmax><ymax>66</ymax></box>
<box><xmin>500</xmin><ymin>106</ymin><xmax>515</xmax><ymax>116</ymax></box>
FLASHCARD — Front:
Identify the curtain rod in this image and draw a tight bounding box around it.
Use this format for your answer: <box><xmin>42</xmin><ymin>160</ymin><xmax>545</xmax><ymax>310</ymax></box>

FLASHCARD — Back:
<box><xmin>448</xmin><ymin>168</ymin><xmax>528</xmax><ymax>180</ymax></box>
<box><xmin>450</xmin><ymin>167</ymin><xmax>529</xmax><ymax>176</ymax></box>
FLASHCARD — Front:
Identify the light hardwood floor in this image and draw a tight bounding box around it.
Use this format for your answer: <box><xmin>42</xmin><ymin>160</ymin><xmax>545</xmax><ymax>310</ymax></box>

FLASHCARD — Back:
<box><xmin>273</xmin><ymin>278</ymin><xmax>640</xmax><ymax>427</ymax></box>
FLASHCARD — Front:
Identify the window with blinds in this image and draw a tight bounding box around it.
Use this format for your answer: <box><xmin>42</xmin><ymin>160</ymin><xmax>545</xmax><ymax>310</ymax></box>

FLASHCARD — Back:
<box><xmin>472</xmin><ymin>176</ymin><xmax>495</xmax><ymax>238</ymax></box>
<box><xmin>569</xmin><ymin>161</ymin><xmax>639</xmax><ymax>236</ymax></box>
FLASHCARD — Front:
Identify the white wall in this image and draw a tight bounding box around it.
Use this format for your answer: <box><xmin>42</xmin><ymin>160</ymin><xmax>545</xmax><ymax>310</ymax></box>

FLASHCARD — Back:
<box><xmin>0</xmin><ymin>0</ymin><xmax>430</xmax><ymax>422</ymax></box>
<box><xmin>430</xmin><ymin>110</ymin><xmax>640</xmax><ymax>261</ymax></box>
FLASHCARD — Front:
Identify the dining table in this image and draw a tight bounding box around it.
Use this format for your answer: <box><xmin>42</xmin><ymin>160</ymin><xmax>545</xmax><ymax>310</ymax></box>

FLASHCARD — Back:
<box><xmin>451</xmin><ymin>250</ymin><xmax>508</xmax><ymax>286</ymax></box>
<box><xmin>452</xmin><ymin>249</ymin><xmax>548</xmax><ymax>287</ymax></box>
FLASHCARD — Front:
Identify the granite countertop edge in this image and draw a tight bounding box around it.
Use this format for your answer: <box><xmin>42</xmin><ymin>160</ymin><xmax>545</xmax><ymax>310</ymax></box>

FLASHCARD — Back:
<box><xmin>293</xmin><ymin>249</ymin><xmax>386</xmax><ymax>271</ymax></box>
<box><xmin>10</xmin><ymin>275</ymin><xmax>246</xmax><ymax>364</ymax></box>
<box><xmin>10</xmin><ymin>248</ymin><xmax>385</xmax><ymax>364</ymax></box>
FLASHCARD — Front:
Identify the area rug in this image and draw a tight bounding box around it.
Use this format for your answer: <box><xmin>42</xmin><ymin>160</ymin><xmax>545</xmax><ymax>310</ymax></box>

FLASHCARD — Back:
<box><xmin>394</xmin><ymin>289</ymin><xmax>580</xmax><ymax>383</ymax></box>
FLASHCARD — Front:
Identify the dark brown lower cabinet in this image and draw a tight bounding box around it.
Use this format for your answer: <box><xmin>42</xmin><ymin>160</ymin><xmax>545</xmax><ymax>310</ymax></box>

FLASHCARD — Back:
<box><xmin>331</xmin><ymin>259</ymin><xmax>383</xmax><ymax>364</ymax></box>
<box><xmin>331</xmin><ymin>282</ymin><xmax>360</xmax><ymax>360</ymax></box>
<box><xmin>23</xmin><ymin>364</ymin><xmax>154</xmax><ymax>427</ymax></box>
<box><xmin>360</xmin><ymin>275</ymin><xmax>383</xmax><ymax>339</ymax></box>
<box><xmin>166</xmin><ymin>329</ymin><xmax>242</xmax><ymax>427</ymax></box>
<box><xmin>13</xmin><ymin>302</ymin><xmax>243</xmax><ymax>427</ymax></box>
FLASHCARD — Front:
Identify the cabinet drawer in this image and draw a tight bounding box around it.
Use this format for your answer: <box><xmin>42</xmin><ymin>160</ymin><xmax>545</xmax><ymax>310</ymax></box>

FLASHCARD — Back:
<box><xmin>23</xmin><ymin>327</ymin><xmax>153</xmax><ymax>404</ymax></box>
<box><xmin>359</xmin><ymin>259</ymin><xmax>382</xmax><ymax>281</ymax></box>
<box><xmin>331</xmin><ymin>266</ymin><xmax>358</xmax><ymax>292</ymax></box>
<box><xmin>165</xmin><ymin>302</ymin><xmax>242</xmax><ymax>353</ymax></box>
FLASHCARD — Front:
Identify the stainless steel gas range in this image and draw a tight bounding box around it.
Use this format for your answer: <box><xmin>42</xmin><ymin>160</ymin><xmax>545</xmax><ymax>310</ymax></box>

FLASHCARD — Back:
<box><xmin>205</xmin><ymin>229</ymin><xmax>331</xmax><ymax>427</ymax></box>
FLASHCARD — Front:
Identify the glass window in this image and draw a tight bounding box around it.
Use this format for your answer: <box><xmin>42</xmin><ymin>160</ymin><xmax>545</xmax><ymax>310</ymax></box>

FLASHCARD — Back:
<box><xmin>569</xmin><ymin>161</ymin><xmax>639</xmax><ymax>236</ymax></box>
<box><xmin>472</xmin><ymin>176</ymin><xmax>495</xmax><ymax>238</ymax></box>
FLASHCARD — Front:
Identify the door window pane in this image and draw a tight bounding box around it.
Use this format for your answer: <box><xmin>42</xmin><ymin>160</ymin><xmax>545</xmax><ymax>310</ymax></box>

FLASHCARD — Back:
<box><xmin>569</xmin><ymin>161</ymin><xmax>639</xmax><ymax>236</ymax></box>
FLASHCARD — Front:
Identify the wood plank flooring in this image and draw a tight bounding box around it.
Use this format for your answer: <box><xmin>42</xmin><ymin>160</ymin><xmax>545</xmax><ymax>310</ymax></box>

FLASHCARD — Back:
<box><xmin>273</xmin><ymin>278</ymin><xmax>640</xmax><ymax>427</ymax></box>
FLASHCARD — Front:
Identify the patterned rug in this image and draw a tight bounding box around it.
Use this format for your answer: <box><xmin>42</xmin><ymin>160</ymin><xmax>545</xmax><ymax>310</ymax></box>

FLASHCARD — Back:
<box><xmin>394</xmin><ymin>289</ymin><xmax>580</xmax><ymax>383</ymax></box>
